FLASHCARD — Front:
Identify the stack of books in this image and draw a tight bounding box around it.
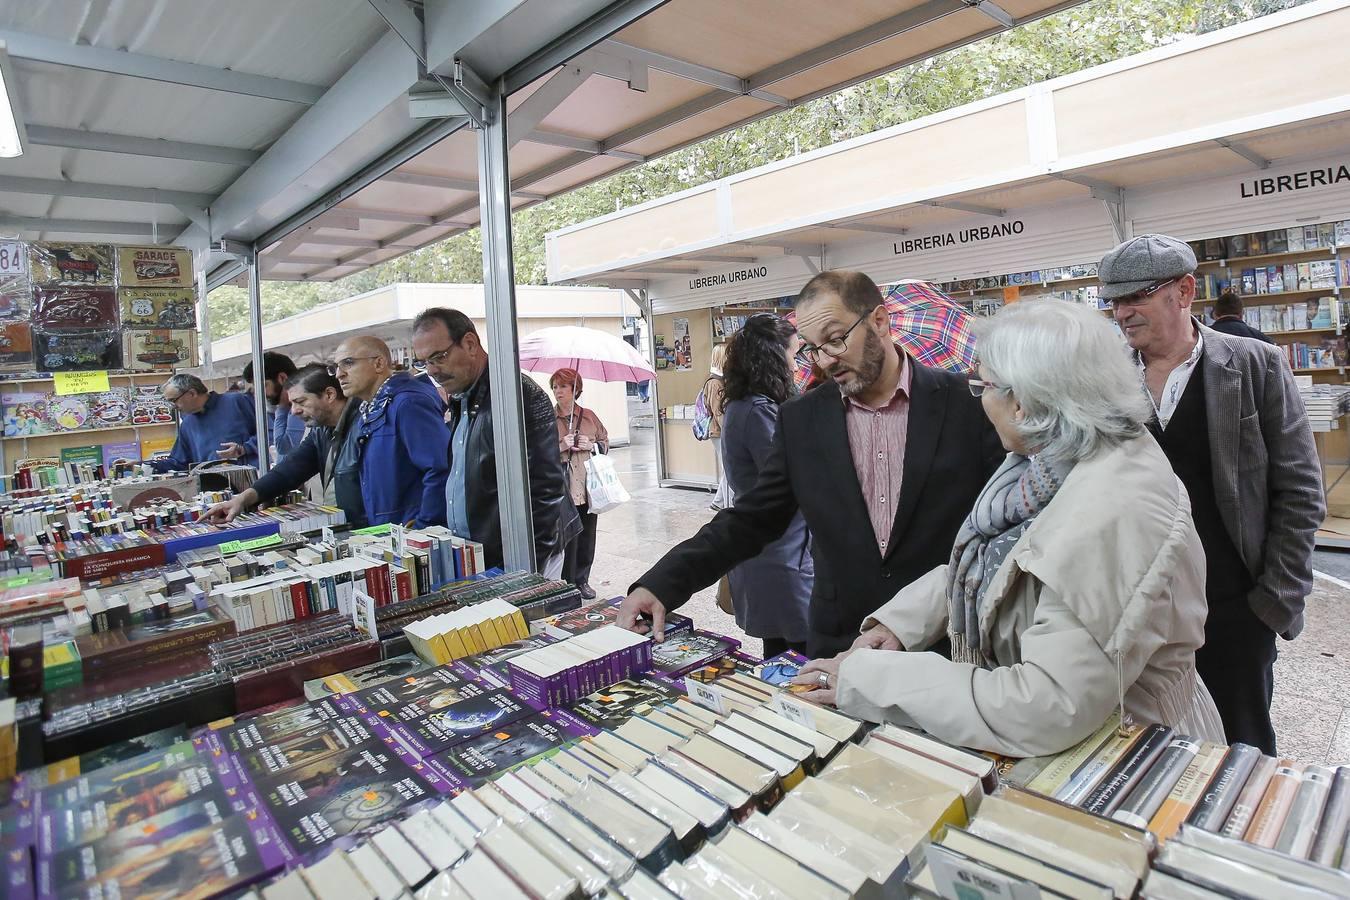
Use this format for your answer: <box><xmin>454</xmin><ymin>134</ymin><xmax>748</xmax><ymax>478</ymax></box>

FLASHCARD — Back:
<box><xmin>403</xmin><ymin>597</ymin><xmax>529</xmax><ymax>665</ymax></box>
<box><xmin>1299</xmin><ymin>383</ymin><xmax>1350</xmax><ymax>431</ymax></box>
<box><xmin>506</xmin><ymin>624</ymin><xmax>653</xmax><ymax>707</ymax></box>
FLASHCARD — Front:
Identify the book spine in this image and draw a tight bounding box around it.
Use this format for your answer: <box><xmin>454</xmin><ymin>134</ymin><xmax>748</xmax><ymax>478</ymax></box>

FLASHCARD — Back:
<box><xmin>1147</xmin><ymin>744</ymin><xmax>1225</xmax><ymax>843</ymax></box>
<box><xmin>1245</xmin><ymin>759</ymin><xmax>1303</xmax><ymax>847</ymax></box>
<box><xmin>1311</xmin><ymin>766</ymin><xmax>1350</xmax><ymax>866</ymax></box>
<box><xmin>1274</xmin><ymin>764</ymin><xmax>1333</xmax><ymax>858</ymax></box>
<box><xmin>1223</xmin><ymin>755</ymin><xmax>1279</xmax><ymax>839</ymax></box>
<box><xmin>1081</xmin><ymin>724</ymin><xmax>1173</xmax><ymax>816</ymax></box>
<box><xmin>1027</xmin><ymin>714</ymin><xmax>1120</xmax><ymax>797</ymax></box>
<box><xmin>1111</xmin><ymin>736</ymin><xmax>1199</xmax><ymax>829</ymax></box>
<box><xmin>1187</xmin><ymin>743</ymin><xmax>1262</xmax><ymax>832</ymax></box>
<box><xmin>1056</xmin><ymin>726</ymin><xmax>1141</xmax><ymax>805</ymax></box>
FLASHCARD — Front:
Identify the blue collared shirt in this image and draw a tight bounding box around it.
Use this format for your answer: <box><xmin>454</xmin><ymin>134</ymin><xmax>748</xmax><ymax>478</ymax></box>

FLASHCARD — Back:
<box><xmin>269</xmin><ymin>406</ymin><xmax>307</xmax><ymax>458</ymax></box>
<box><xmin>151</xmin><ymin>391</ymin><xmax>258</xmax><ymax>472</ymax></box>
<box><xmin>446</xmin><ymin>391</ymin><xmax>471</xmax><ymax>538</ymax></box>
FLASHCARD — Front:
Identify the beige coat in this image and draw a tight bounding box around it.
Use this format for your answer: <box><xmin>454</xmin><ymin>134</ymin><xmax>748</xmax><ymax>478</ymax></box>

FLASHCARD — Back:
<box><xmin>837</xmin><ymin>433</ymin><xmax>1225</xmax><ymax>757</ymax></box>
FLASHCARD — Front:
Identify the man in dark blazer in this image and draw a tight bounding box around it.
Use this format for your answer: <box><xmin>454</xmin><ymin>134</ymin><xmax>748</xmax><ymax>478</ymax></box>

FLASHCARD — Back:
<box><xmin>1103</xmin><ymin>234</ymin><xmax>1324</xmax><ymax>754</ymax></box>
<box><xmin>618</xmin><ymin>270</ymin><xmax>1004</xmax><ymax>658</ymax></box>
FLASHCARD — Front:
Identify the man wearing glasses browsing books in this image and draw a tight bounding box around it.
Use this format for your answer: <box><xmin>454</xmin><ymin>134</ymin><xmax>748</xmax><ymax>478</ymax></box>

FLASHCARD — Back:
<box><xmin>1102</xmin><ymin>233</ymin><xmax>1324</xmax><ymax>755</ymax></box>
<box><xmin>618</xmin><ymin>270</ymin><xmax>1005</xmax><ymax>658</ymax></box>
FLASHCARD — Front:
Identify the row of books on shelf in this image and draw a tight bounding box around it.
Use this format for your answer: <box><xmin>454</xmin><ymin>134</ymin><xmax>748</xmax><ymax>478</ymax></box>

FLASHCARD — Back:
<box><xmin>1194</xmin><ymin>259</ymin><xmax>1347</xmax><ymax>299</ymax></box>
<box><xmin>1244</xmin><ymin>297</ymin><xmax>1338</xmax><ymax>332</ymax></box>
<box><xmin>938</xmin><ymin>262</ymin><xmax>1100</xmax><ymax>294</ymax></box>
<box><xmin>1299</xmin><ymin>383</ymin><xmax>1350</xmax><ymax>429</ymax></box>
<box><xmin>1189</xmin><ymin>220</ymin><xmax>1350</xmax><ymax>262</ymax></box>
<box><xmin>1279</xmin><ymin>339</ymin><xmax>1347</xmax><ymax>371</ymax></box>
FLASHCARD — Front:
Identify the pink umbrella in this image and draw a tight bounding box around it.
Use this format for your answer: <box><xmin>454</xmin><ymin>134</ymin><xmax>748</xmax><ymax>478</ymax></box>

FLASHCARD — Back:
<box><xmin>518</xmin><ymin>326</ymin><xmax>656</xmax><ymax>382</ymax></box>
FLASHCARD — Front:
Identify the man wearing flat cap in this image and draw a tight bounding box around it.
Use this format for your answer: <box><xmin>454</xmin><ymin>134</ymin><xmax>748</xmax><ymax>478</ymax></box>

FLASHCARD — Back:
<box><xmin>1100</xmin><ymin>233</ymin><xmax>1324</xmax><ymax>754</ymax></box>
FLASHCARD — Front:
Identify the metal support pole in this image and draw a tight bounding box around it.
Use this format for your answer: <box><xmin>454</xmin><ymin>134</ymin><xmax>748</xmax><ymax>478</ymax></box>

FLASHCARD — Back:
<box><xmin>642</xmin><ymin>293</ymin><xmax>667</xmax><ymax>484</ymax></box>
<box><xmin>246</xmin><ymin>247</ymin><xmax>271</xmax><ymax>475</ymax></box>
<box><xmin>478</xmin><ymin>82</ymin><xmax>535</xmax><ymax>573</ymax></box>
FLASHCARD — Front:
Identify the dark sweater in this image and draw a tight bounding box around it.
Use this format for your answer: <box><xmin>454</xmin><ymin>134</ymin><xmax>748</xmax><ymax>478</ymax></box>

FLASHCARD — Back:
<box><xmin>1209</xmin><ymin>316</ymin><xmax>1274</xmax><ymax>344</ymax></box>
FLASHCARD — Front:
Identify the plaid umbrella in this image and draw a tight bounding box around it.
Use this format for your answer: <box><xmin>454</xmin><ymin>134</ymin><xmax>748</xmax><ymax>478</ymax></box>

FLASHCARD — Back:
<box><xmin>785</xmin><ymin>280</ymin><xmax>978</xmax><ymax>392</ymax></box>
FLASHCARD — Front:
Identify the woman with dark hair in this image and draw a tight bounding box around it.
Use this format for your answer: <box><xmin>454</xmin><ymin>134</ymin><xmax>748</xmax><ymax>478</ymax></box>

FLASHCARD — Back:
<box><xmin>722</xmin><ymin>314</ymin><xmax>814</xmax><ymax>657</ymax></box>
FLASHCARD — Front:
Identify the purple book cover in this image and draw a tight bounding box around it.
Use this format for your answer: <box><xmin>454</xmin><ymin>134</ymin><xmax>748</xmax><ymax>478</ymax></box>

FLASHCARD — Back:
<box><xmin>5</xmin><ymin>846</ymin><xmax>34</xmax><ymax>900</ymax></box>
<box><xmin>426</xmin><ymin>709</ymin><xmax>594</xmax><ymax>788</ymax></box>
<box><xmin>383</xmin><ymin>689</ymin><xmax>533</xmax><ymax>757</ymax></box>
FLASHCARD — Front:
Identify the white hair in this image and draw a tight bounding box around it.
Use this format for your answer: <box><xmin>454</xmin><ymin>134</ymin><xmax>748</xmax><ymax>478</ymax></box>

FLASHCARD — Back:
<box><xmin>976</xmin><ymin>300</ymin><xmax>1150</xmax><ymax>466</ymax></box>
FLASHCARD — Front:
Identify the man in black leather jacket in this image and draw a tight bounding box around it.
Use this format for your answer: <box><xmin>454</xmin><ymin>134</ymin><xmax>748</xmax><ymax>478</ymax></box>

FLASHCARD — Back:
<box><xmin>410</xmin><ymin>307</ymin><xmax>574</xmax><ymax>574</ymax></box>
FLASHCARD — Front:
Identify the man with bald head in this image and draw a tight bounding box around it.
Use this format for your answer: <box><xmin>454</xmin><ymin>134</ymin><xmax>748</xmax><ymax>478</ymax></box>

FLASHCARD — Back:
<box><xmin>331</xmin><ymin>335</ymin><xmax>449</xmax><ymax>527</ymax></box>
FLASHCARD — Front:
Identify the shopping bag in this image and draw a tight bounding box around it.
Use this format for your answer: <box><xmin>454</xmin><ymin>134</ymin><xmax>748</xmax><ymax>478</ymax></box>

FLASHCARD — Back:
<box><xmin>585</xmin><ymin>453</ymin><xmax>630</xmax><ymax>514</ymax></box>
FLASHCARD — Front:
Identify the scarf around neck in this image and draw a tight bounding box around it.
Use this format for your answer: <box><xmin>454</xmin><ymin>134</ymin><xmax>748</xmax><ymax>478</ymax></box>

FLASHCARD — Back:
<box><xmin>946</xmin><ymin>452</ymin><xmax>1072</xmax><ymax>667</ymax></box>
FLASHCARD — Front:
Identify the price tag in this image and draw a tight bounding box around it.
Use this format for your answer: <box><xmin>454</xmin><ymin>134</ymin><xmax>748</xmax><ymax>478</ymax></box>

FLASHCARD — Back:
<box><xmin>352</xmin><ymin>589</ymin><xmax>378</xmax><ymax>638</ymax></box>
<box><xmin>684</xmin><ymin>678</ymin><xmax>727</xmax><ymax>715</ymax></box>
<box><xmin>770</xmin><ymin>694</ymin><xmax>817</xmax><ymax>731</ymax></box>
<box><xmin>0</xmin><ymin>242</ymin><xmax>25</xmax><ymax>276</ymax></box>
<box><xmin>53</xmin><ymin>371</ymin><xmax>111</xmax><ymax>396</ymax></box>
<box><xmin>389</xmin><ymin>523</ymin><xmax>406</xmax><ymax>555</ymax></box>
<box><xmin>321</xmin><ymin>526</ymin><xmax>335</xmax><ymax>545</ymax></box>
<box><xmin>926</xmin><ymin>844</ymin><xmax>1042</xmax><ymax>900</ymax></box>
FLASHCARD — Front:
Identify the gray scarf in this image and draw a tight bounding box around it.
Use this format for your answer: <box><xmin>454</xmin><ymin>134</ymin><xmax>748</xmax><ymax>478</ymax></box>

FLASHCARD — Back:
<box><xmin>947</xmin><ymin>453</ymin><xmax>1072</xmax><ymax>667</ymax></box>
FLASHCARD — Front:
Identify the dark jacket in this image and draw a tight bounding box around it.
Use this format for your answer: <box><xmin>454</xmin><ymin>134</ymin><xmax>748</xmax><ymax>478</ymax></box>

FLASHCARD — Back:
<box><xmin>722</xmin><ymin>395</ymin><xmax>812</xmax><ymax>643</ymax></box>
<box><xmin>1209</xmin><ymin>316</ymin><xmax>1274</xmax><ymax>344</ymax></box>
<box><xmin>252</xmin><ymin>401</ymin><xmax>365</xmax><ymax>526</ymax></box>
<box><xmin>637</xmin><ymin>360</ymin><xmax>1005</xmax><ymax>657</ymax></box>
<box><xmin>448</xmin><ymin>368</ymin><xmax>570</xmax><ymax>571</ymax></box>
<box><xmin>1188</xmin><ymin>324</ymin><xmax>1323</xmax><ymax>638</ymax></box>
<box><xmin>355</xmin><ymin>373</ymin><xmax>450</xmax><ymax>527</ymax></box>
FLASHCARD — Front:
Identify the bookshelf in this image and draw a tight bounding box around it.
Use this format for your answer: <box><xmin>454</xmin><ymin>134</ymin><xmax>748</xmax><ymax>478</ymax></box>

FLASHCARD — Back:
<box><xmin>711</xmin><ymin>297</ymin><xmax>795</xmax><ymax>344</ymax></box>
<box><xmin>0</xmin><ymin>371</ymin><xmax>179</xmax><ymax>468</ymax></box>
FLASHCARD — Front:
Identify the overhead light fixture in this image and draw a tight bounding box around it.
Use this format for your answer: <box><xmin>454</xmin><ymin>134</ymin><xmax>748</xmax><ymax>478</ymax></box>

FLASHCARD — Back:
<box><xmin>0</xmin><ymin>43</ymin><xmax>27</xmax><ymax>158</ymax></box>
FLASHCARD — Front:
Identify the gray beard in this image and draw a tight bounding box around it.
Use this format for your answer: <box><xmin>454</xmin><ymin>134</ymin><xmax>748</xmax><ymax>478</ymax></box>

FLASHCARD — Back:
<box><xmin>837</xmin><ymin>329</ymin><xmax>886</xmax><ymax>397</ymax></box>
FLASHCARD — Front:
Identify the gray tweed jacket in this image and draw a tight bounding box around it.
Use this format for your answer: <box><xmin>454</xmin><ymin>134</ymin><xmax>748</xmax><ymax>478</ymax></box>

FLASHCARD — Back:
<box><xmin>1197</xmin><ymin>323</ymin><xmax>1325</xmax><ymax>639</ymax></box>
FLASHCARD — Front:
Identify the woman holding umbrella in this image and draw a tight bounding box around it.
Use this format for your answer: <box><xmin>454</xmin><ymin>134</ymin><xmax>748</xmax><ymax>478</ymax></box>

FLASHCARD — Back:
<box><xmin>550</xmin><ymin>368</ymin><xmax>609</xmax><ymax>600</ymax></box>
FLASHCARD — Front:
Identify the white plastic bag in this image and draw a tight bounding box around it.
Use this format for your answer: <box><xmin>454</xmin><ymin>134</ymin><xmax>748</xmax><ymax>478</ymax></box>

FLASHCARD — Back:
<box><xmin>585</xmin><ymin>452</ymin><xmax>630</xmax><ymax>514</ymax></box>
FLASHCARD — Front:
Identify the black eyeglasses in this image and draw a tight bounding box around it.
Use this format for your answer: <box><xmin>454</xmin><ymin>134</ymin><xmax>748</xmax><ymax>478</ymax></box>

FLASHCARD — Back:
<box><xmin>1110</xmin><ymin>277</ymin><xmax>1179</xmax><ymax>309</ymax></box>
<box><xmin>410</xmin><ymin>345</ymin><xmax>456</xmax><ymax>371</ymax></box>
<box><xmin>796</xmin><ymin>308</ymin><xmax>876</xmax><ymax>364</ymax></box>
<box><xmin>327</xmin><ymin>356</ymin><xmax>380</xmax><ymax>376</ymax></box>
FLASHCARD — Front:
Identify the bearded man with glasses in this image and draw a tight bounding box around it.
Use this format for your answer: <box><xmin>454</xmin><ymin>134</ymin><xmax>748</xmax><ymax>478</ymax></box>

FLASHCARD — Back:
<box><xmin>618</xmin><ymin>270</ymin><xmax>1004</xmax><ymax>658</ymax></box>
<box><xmin>1101</xmin><ymin>233</ymin><xmax>1323</xmax><ymax>755</ymax></box>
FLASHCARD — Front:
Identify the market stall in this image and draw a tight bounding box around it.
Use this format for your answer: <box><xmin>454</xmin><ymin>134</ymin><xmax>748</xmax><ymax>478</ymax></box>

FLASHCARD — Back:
<box><xmin>547</xmin><ymin>0</ymin><xmax>1350</xmax><ymax>502</ymax></box>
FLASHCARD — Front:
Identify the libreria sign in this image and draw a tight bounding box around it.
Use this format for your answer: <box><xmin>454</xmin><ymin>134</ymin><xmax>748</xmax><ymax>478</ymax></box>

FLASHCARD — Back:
<box><xmin>1239</xmin><ymin>164</ymin><xmax>1350</xmax><ymax>199</ymax></box>
<box><xmin>689</xmin><ymin>266</ymin><xmax>769</xmax><ymax>290</ymax></box>
<box><xmin>893</xmin><ymin>220</ymin><xmax>1025</xmax><ymax>255</ymax></box>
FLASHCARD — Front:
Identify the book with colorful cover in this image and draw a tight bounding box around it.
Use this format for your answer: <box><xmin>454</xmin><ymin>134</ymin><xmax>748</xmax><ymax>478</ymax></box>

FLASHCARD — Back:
<box><xmin>451</xmin><ymin>634</ymin><xmax>559</xmax><ymax>688</ymax></box>
<box><xmin>225</xmin><ymin>715</ymin><xmax>378</xmax><ymax>782</ymax></box>
<box><xmin>569</xmin><ymin>677</ymin><xmax>682</xmax><ymax>731</ymax></box>
<box><xmin>37</xmin><ymin>756</ymin><xmax>245</xmax><ymax>857</ymax></box>
<box><xmin>2</xmin><ymin>390</ymin><xmax>50</xmax><ymax>437</ymax></box>
<box><xmin>130</xmin><ymin>386</ymin><xmax>175</xmax><ymax>426</ymax></box>
<box><xmin>248</xmin><ymin>741</ymin><xmax>437</xmax><ymax>854</ymax></box>
<box><xmin>102</xmin><ymin>440</ymin><xmax>142</xmax><ymax>470</ymax></box>
<box><xmin>59</xmin><ymin>444</ymin><xmax>102</xmax><ymax>468</ymax></box>
<box><xmin>34</xmin><ymin>741</ymin><xmax>201</xmax><ymax>814</ymax></box>
<box><xmin>216</xmin><ymin>698</ymin><xmax>349</xmax><ymax>755</ymax></box>
<box><xmin>302</xmin><ymin>653</ymin><xmax>432</xmax><ymax>701</ymax></box>
<box><xmin>649</xmin><ymin>631</ymin><xmax>741</xmax><ymax>678</ymax></box>
<box><xmin>339</xmin><ymin>665</ymin><xmax>486</xmax><ymax>718</ymax></box>
<box><xmin>427</xmin><ymin>709</ymin><xmax>594</xmax><ymax>789</ymax></box>
<box><xmin>140</xmin><ymin>434</ymin><xmax>175</xmax><ymax>461</ymax></box>
<box><xmin>384</xmin><ymin>688</ymin><xmax>534</xmax><ymax>757</ymax></box>
<box><xmin>41</xmin><ymin>809</ymin><xmax>289</xmax><ymax>900</ymax></box>
<box><xmin>40</xmin><ymin>726</ymin><xmax>190</xmax><ymax>787</ymax></box>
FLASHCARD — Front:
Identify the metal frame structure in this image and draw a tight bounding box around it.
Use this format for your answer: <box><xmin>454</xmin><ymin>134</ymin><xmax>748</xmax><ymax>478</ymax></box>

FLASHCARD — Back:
<box><xmin>0</xmin><ymin>0</ymin><xmax>1102</xmax><ymax>571</ymax></box>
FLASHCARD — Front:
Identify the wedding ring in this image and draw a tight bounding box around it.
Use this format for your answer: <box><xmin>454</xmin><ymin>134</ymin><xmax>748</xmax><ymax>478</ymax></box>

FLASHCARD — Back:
<box><xmin>816</xmin><ymin>671</ymin><xmax>830</xmax><ymax>688</ymax></box>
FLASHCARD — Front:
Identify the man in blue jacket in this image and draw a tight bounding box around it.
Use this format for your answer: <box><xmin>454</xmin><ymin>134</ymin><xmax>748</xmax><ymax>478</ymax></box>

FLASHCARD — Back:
<box><xmin>333</xmin><ymin>335</ymin><xmax>449</xmax><ymax>527</ymax></box>
<box><xmin>243</xmin><ymin>351</ymin><xmax>307</xmax><ymax>458</ymax></box>
<box><xmin>147</xmin><ymin>374</ymin><xmax>259</xmax><ymax>472</ymax></box>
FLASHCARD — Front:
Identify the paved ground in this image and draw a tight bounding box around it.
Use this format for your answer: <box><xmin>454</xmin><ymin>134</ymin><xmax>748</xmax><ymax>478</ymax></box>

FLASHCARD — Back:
<box><xmin>592</xmin><ymin>398</ymin><xmax>1350</xmax><ymax>764</ymax></box>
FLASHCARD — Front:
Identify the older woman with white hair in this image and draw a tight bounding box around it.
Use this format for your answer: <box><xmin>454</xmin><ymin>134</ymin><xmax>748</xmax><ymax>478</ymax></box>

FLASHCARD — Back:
<box><xmin>794</xmin><ymin>299</ymin><xmax>1224</xmax><ymax>757</ymax></box>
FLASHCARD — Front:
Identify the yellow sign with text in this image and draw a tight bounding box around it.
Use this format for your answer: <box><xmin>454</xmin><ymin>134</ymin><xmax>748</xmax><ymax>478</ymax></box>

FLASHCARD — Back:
<box><xmin>52</xmin><ymin>371</ymin><xmax>111</xmax><ymax>396</ymax></box>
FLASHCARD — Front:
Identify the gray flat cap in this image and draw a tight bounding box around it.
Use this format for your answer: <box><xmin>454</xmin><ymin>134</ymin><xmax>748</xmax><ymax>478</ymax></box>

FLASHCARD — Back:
<box><xmin>1097</xmin><ymin>233</ymin><xmax>1197</xmax><ymax>300</ymax></box>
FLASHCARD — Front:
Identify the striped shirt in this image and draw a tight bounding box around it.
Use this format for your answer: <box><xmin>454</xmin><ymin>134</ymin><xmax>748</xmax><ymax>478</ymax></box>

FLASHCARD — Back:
<box><xmin>843</xmin><ymin>346</ymin><xmax>912</xmax><ymax>555</ymax></box>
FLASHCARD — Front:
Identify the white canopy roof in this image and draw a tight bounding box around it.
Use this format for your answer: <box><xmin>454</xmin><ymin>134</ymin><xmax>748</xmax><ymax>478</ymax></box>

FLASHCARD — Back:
<box><xmin>0</xmin><ymin>0</ymin><xmax>1087</xmax><ymax>287</ymax></box>
<box><xmin>546</xmin><ymin>0</ymin><xmax>1350</xmax><ymax>306</ymax></box>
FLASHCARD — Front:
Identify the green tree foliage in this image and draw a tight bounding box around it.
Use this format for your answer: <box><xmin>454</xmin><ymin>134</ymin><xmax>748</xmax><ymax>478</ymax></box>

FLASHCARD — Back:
<box><xmin>208</xmin><ymin>0</ymin><xmax>1308</xmax><ymax>338</ymax></box>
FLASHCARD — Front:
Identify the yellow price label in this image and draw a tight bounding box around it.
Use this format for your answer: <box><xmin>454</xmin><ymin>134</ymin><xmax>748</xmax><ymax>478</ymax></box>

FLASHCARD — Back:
<box><xmin>53</xmin><ymin>371</ymin><xmax>111</xmax><ymax>396</ymax></box>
